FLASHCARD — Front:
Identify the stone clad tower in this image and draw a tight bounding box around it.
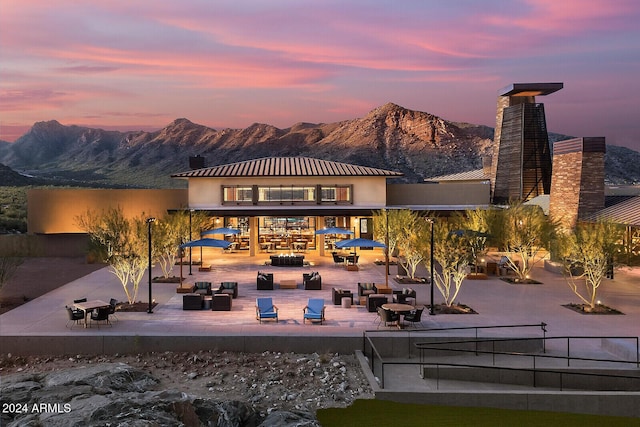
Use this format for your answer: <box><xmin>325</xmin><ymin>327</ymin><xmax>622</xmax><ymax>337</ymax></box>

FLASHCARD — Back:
<box><xmin>490</xmin><ymin>83</ymin><xmax>563</xmax><ymax>204</ymax></box>
<box><xmin>549</xmin><ymin>137</ymin><xmax>606</xmax><ymax>231</ymax></box>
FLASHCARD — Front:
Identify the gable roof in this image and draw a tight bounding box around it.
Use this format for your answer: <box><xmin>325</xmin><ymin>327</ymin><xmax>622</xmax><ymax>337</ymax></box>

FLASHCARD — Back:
<box><xmin>172</xmin><ymin>156</ymin><xmax>404</xmax><ymax>178</ymax></box>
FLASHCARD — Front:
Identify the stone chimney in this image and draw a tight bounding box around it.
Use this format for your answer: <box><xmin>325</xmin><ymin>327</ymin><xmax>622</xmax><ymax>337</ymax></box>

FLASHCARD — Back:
<box><xmin>549</xmin><ymin>137</ymin><xmax>606</xmax><ymax>231</ymax></box>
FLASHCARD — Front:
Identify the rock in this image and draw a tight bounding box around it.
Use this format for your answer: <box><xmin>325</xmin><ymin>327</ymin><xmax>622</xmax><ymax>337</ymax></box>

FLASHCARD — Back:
<box><xmin>259</xmin><ymin>410</ymin><xmax>319</xmax><ymax>427</ymax></box>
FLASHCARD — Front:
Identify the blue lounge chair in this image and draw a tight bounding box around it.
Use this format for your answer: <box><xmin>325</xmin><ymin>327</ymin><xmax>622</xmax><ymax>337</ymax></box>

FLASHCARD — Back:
<box><xmin>256</xmin><ymin>297</ymin><xmax>278</xmax><ymax>323</ymax></box>
<box><xmin>303</xmin><ymin>298</ymin><xmax>326</xmax><ymax>324</ymax></box>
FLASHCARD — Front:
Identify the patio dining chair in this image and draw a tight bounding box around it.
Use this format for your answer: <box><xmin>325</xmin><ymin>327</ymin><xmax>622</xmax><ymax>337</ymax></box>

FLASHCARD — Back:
<box><xmin>65</xmin><ymin>306</ymin><xmax>84</xmax><ymax>329</ymax></box>
<box><xmin>256</xmin><ymin>297</ymin><xmax>279</xmax><ymax>323</ymax></box>
<box><xmin>403</xmin><ymin>307</ymin><xmax>425</xmax><ymax>328</ymax></box>
<box><xmin>90</xmin><ymin>306</ymin><xmax>112</xmax><ymax>328</ymax></box>
<box><xmin>303</xmin><ymin>298</ymin><xmax>326</xmax><ymax>324</ymax></box>
<box><xmin>108</xmin><ymin>298</ymin><xmax>119</xmax><ymax>322</ymax></box>
<box><xmin>376</xmin><ymin>306</ymin><xmax>399</xmax><ymax>328</ymax></box>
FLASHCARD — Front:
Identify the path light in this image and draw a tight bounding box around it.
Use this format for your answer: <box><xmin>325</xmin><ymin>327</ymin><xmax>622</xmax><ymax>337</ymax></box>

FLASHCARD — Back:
<box><xmin>188</xmin><ymin>209</ymin><xmax>193</xmax><ymax>275</ymax></box>
<box><xmin>147</xmin><ymin>217</ymin><xmax>156</xmax><ymax>314</ymax></box>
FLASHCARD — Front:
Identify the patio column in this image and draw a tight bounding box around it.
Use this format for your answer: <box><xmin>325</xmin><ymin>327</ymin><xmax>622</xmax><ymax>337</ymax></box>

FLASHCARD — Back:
<box><xmin>249</xmin><ymin>216</ymin><xmax>259</xmax><ymax>257</ymax></box>
<box><xmin>318</xmin><ymin>216</ymin><xmax>326</xmax><ymax>256</ymax></box>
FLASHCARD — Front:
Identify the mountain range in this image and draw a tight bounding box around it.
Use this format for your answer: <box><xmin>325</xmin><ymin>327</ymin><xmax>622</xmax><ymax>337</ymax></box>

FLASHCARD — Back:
<box><xmin>1</xmin><ymin>103</ymin><xmax>639</xmax><ymax>188</ymax></box>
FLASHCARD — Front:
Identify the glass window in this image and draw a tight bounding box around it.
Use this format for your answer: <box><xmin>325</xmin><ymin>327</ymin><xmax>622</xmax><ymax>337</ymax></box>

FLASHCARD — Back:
<box><xmin>258</xmin><ymin>186</ymin><xmax>315</xmax><ymax>202</ymax></box>
<box><xmin>222</xmin><ymin>186</ymin><xmax>253</xmax><ymax>204</ymax></box>
<box><xmin>320</xmin><ymin>185</ymin><xmax>351</xmax><ymax>203</ymax></box>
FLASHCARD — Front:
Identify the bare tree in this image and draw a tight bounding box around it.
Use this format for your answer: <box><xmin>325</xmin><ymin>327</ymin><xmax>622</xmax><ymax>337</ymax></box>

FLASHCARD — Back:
<box><xmin>559</xmin><ymin>220</ymin><xmax>624</xmax><ymax>310</ymax></box>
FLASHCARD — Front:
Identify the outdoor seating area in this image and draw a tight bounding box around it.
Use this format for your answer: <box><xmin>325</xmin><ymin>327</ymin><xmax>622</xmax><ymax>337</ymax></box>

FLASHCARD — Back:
<box><xmin>70</xmin><ymin>298</ymin><xmax>114</xmax><ymax>328</ymax></box>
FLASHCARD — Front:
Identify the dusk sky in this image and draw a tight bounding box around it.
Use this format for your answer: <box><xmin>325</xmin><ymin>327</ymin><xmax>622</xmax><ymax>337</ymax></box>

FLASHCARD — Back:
<box><xmin>2</xmin><ymin>0</ymin><xmax>639</xmax><ymax>151</ymax></box>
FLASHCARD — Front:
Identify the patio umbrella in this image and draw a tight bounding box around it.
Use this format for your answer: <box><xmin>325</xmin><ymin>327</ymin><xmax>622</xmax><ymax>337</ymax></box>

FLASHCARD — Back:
<box><xmin>201</xmin><ymin>227</ymin><xmax>241</xmax><ymax>236</ymax></box>
<box><xmin>334</xmin><ymin>237</ymin><xmax>386</xmax><ymax>249</ymax></box>
<box><xmin>314</xmin><ymin>227</ymin><xmax>354</xmax><ymax>235</ymax></box>
<box><xmin>178</xmin><ymin>238</ymin><xmax>232</xmax><ymax>284</ymax></box>
<box><xmin>315</xmin><ymin>227</ymin><xmax>354</xmax><ymax>251</ymax></box>
<box><xmin>335</xmin><ymin>237</ymin><xmax>386</xmax><ymax>264</ymax></box>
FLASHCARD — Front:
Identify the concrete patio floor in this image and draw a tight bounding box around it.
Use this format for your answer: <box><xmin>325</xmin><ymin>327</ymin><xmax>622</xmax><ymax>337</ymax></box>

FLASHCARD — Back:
<box><xmin>1</xmin><ymin>250</ymin><xmax>638</xmax><ymax>343</ymax></box>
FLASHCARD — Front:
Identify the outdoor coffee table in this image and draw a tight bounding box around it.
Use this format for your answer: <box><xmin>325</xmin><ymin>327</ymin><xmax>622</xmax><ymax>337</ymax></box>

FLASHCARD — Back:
<box><xmin>279</xmin><ymin>279</ymin><xmax>297</xmax><ymax>289</ymax></box>
<box><xmin>74</xmin><ymin>299</ymin><xmax>110</xmax><ymax>328</ymax></box>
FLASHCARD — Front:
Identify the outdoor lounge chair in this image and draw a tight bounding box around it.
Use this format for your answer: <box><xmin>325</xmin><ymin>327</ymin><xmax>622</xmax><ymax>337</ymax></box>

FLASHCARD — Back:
<box><xmin>257</xmin><ymin>272</ymin><xmax>274</xmax><ymax>290</ymax></box>
<box><xmin>193</xmin><ymin>281</ymin><xmax>212</xmax><ymax>295</ymax></box>
<box><xmin>303</xmin><ymin>298</ymin><xmax>326</xmax><ymax>324</ymax></box>
<box><xmin>393</xmin><ymin>288</ymin><xmax>417</xmax><ymax>304</ymax></box>
<box><xmin>65</xmin><ymin>306</ymin><xmax>84</xmax><ymax>328</ymax></box>
<box><xmin>256</xmin><ymin>297</ymin><xmax>278</xmax><ymax>323</ymax></box>
<box><xmin>303</xmin><ymin>272</ymin><xmax>321</xmax><ymax>290</ymax></box>
<box><xmin>217</xmin><ymin>281</ymin><xmax>238</xmax><ymax>298</ymax></box>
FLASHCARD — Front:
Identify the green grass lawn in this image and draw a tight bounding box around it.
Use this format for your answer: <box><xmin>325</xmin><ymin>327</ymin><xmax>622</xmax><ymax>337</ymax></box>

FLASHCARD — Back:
<box><xmin>317</xmin><ymin>399</ymin><xmax>640</xmax><ymax>427</ymax></box>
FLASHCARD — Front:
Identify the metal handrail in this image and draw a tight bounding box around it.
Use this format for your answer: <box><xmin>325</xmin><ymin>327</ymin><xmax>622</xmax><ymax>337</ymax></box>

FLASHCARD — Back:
<box><xmin>362</xmin><ymin>322</ymin><xmax>549</xmax><ymax>389</ymax></box>
<box><xmin>416</xmin><ymin>336</ymin><xmax>640</xmax><ymax>368</ymax></box>
<box><xmin>420</xmin><ymin>361</ymin><xmax>640</xmax><ymax>391</ymax></box>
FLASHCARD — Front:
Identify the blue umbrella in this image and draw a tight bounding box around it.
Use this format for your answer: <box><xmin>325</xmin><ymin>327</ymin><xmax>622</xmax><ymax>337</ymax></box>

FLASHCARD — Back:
<box><xmin>180</xmin><ymin>238</ymin><xmax>232</xmax><ymax>249</ymax></box>
<box><xmin>314</xmin><ymin>227</ymin><xmax>354</xmax><ymax>235</ymax></box>
<box><xmin>335</xmin><ymin>238</ymin><xmax>386</xmax><ymax>265</ymax></box>
<box><xmin>178</xmin><ymin>238</ymin><xmax>231</xmax><ymax>285</ymax></box>
<box><xmin>335</xmin><ymin>238</ymin><xmax>386</xmax><ymax>249</ymax></box>
<box><xmin>201</xmin><ymin>227</ymin><xmax>241</xmax><ymax>236</ymax></box>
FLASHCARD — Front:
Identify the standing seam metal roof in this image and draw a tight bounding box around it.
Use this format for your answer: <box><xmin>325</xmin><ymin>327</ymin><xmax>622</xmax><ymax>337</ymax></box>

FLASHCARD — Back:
<box><xmin>171</xmin><ymin>157</ymin><xmax>404</xmax><ymax>178</ymax></box>
<box><xmin>586</xmin><ymin>196</ymin><xmax>640</xmax><ymax>226</ymax></box>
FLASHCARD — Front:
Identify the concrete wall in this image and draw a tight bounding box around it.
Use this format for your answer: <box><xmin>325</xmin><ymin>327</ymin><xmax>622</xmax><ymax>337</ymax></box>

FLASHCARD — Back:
<box><xmin>1</xmin><ymin>334</ymin><xmax>363</xmax><ymax>357</ymax></box>
<box><xmin>27</xmin><ymin>189</ymin><xmax>189</xmax><ymax>234</ymax></box>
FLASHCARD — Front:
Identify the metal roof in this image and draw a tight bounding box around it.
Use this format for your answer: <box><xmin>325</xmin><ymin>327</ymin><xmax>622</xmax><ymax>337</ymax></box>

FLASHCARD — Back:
<box><xmin>585</xmin><ymin>196</ymin><xmax>640</xmax><ymax>226</ymax></box>
<box><xmin>172</xmin><ymin>156</ymin><xmax>404</xmax><ymax>178</ymax></box>
<box><xmin>425</xmin><ymin>168</ymin><xmax>488</xmax><ymax>182</ymax></box>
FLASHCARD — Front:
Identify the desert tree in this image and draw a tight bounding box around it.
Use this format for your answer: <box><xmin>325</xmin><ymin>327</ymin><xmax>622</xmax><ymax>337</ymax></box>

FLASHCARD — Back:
<box><xmin>76</xmin><ymin>207</ymin><xmax>153</xmax><ymax>304</ymax></box>
<box><xmin>431</xmin><ymin>217</ymin><xmax>474</xmax><ymax>307</ymax></box>
<box><xmin>457</xmin><ymin>208</ymin><xmax>492</xmax><ymax>273</ymax></box>
<box><xmin>396</xmin><ymin>216</ymin><xmax>430</xmax><ymax>280</ymax></box>
<box><xmin>152</xmin><ymin>210</ymin><xmax>214</xmax><ymax>278</ymax></box>
<box><xmin>558</xmin><ymin>220</ymin><xmax>624</xmax><ymax>310</ymax></box>
<box><xmin>373</xmin><ymin>208</ymin><xmax>416</xmax><ymax>259</ymax></box>
<box><xmin>490</xmin><ymin>202</ymin><xmax>556</xmax><ymax>280</ymax></box>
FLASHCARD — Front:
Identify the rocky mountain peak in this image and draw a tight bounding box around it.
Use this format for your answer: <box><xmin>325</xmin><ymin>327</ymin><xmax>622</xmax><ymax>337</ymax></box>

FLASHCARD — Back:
<box><xmin>0</xmin><ymin>103</ymin><xmax>638</xmax><ymax>188</ymax></box>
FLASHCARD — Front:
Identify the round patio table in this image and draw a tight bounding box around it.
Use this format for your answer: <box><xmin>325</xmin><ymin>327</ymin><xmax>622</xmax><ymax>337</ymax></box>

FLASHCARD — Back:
<box><xmin>381</xmin><ymin>303</ymin><xmax>414</xmax><ymax>329</ymax></box>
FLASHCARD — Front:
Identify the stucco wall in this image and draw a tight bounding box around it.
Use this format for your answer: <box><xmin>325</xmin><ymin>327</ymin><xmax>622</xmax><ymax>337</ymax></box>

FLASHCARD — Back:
<box><xmin>187</xmin><ymin>176</ymin><xmax>387</xmax><ymax>209</ymax></box>
<box><xmin>27</xmin><ymin>189</ymin><xmax>188</xmax><ymax>234</ymax></box>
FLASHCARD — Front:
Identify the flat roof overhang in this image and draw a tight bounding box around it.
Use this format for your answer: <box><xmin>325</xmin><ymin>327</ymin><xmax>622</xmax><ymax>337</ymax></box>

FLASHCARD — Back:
<box><xmin>177</xmin><ymin>204</ymin><xmax>491</xmax><ymax>217</ymax></box>
<box><xmin>499</xmin><ymin>82</ymin><xmax>563</xmax><ymax>97</ymax></box>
